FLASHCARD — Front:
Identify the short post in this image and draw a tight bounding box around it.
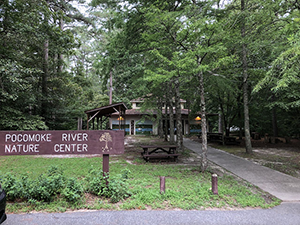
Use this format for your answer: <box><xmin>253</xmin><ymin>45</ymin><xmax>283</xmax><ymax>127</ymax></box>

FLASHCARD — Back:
<box><xmin>103</xmin><ymin>154</ymin><xmax>109</xmax><ymax>186</ymax></box>
<box><xmin>212</xmin><ymin>173</ymin><xmax>218</xmax><ymax>195</ymax></box>
<box><xmin>160</xmin><ymin>176</ymin><xmax>165</xmax><ymax>194</ymax></box>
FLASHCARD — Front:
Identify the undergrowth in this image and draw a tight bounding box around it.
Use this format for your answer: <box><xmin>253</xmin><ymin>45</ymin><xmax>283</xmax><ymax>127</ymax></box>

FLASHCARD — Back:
<box><xmin>0</xmin><ymin>165</ymin><xmax>131</xmax><ymax>207</ymax></box>
<box><xmin>0</xmin><ymin>156</ymin><xmax>281</xmax><ymax>213</ymax></box>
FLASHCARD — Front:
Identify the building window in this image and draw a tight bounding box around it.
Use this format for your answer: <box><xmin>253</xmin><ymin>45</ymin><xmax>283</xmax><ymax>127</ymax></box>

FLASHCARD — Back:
<box><xmin>135</xmin><ymin>124</ymin><xmax>152</xmax><ymax>135</ymax></box>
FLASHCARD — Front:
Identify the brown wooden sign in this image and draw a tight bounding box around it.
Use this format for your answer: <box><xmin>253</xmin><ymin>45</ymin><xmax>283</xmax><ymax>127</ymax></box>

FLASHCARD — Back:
<box><xmin>0</xmin><ymin>130</ymin><xmax>124</xmax><ymax>156</ymax></box>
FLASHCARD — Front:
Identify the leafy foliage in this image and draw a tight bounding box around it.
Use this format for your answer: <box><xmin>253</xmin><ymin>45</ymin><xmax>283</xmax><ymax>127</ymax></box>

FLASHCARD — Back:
<box><xmin>0</xmin><ymin>172</ymin><xmax>24</xmax><ymax>201</ymax></box>
<box><xmin>85</xmin><ymin>167</ymin><xmax>131</xmax><ymax>203</ymax></box>
<box><xmin>1</xmin><ymin>0</ymin><xmax>300</xmax><ymax>138</ymax></box>
<box><xmin>0</xmin><ymin>0</ymin><xmax>102</xmax><ymax>130</ymax></box>
<box><xmin>0</xmin><ymin>165</ymin><xmax>131</xmax><ymax>204</ymax></box>
<box><xmin>62</xmin><ymin>177</ymin><xmax>84</xmax><ymax>203</ymax></box>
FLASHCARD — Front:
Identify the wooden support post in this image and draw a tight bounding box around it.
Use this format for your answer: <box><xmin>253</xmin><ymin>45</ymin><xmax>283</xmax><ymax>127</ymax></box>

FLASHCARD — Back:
<box><xmin>103</xmin><ymin>154</ymin><xmax>109</xmax><ymax>185</ymax></box>
<box><xmin>87</xmin><ymin>115</ymin><xmax>89</xmax><ymax>130</ymax></box>
<box><xmin>160</xmin><ymin>176</ymin><xmax>165</xmax><ymax>194</ymax></box>
<box><xmin>212</xmin><ymin>174</ymin><xmax>218</xmax><ymax>195</ymax></box>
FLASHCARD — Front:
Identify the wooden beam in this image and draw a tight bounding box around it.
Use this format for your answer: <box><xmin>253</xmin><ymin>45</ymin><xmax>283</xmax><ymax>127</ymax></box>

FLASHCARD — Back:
<box><xmin>88</xmin><ymin>110</ymin><xmax>101</xmax><ymax>123</ymax></box>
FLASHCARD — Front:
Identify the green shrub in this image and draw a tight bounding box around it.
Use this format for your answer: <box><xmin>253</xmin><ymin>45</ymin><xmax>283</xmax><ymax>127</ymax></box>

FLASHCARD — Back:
<box><xmin>85</xmin><ymin>167</ymin><xmax>131</xmax><ymax>203</ymax></box>
<box><xmin>0</xmin><ymin>172</ymin><xmax>24</xmax><ymax>201</ymax></box>
<box><xmin>62</xmin><ymin>178</ymin><xmax>84</xmax><ymax>203</ymax></box>
<box><xmin>26</xmin><ymin>166</ymin><xmax>66</xmax><ymax>202</ymax></box>
<box><xmin>46</xmin><ymin>166</ymin><xmax>66</xmax><ymax>193</ymax></box>
<box><xmin>0</xmin><ymin>166</ymin><xmax>68</xmax><ymax>202</ymax></box>
<box><xmin>85</xmin><ymin>167</ymin><xmax>107</xmax><ymax>196</ymax></box>
<box><xmin>105</xmin><ymin>174</ymin><xmax>132</xmax><ymax>203</ymax></box>
<box><xmin>26</xmin><ymin>175</ymin><xmax>53</xmax><ymax>202</ymax></box>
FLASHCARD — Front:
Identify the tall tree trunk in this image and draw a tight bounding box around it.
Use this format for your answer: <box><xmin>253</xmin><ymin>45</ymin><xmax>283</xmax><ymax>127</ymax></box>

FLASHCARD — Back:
<box><xmin>168</xmin><ymin>83</ymin><xmax>175</xmax><ymax>144</ymax></box>
<box><xmin>158</xmin><ymin>97</ymin><xmax>164</xmax><ymax>138</ymax></box>
<box><xmin>199</xmin><ymin>71</ymin><xmax>208</xmax><ymax>172</ymax></box>
<box><xmin>237</xmin><ymin>91</ymin><xmax>243</xmax><ymax>140</ymax></box>
<box><xmin>41</xmin><ymin>39</ymin><xmax>49</xmax><ymax>120</ymax></box>
<box><xmin>186</xmin><ymin>99</ymin><xmax>190</xmax><ymax>135</ymax></box>
<box><xmin>58</xmin><ymin>16</ymin><xmax>64</xmax><ymax>73</ymax></box>
<box><xmin>272</xmin><ymin>108</ymin><xmax>278</xmax><ymax>137</ymax></box>
<box><xmin>271</xmin><ymin>95</ymin><xmax>278</xmax><ymax>137</ymax></box>
<box><xmin>109</xmin><ymin>71</ymin><xmax>113</xmax><ymax>104</ymax></box>
<box><xmin>218</xmin><ymin>112</ymin><xmax>223</xmax><ymax>134</ymax></box>
<box><xmin>241</xmin><ymin>0</ymin><xmax>253</xmax><ymax>154</ymax></box>
<box><xmin>164</xmin><ymin>95</ymin><xmax>169</xmax><ymax>142</ymax></box>
<box><xmin>174</xmin><ymin>76</ymin><xmax>183</xmax><ymax>151</ymax></box>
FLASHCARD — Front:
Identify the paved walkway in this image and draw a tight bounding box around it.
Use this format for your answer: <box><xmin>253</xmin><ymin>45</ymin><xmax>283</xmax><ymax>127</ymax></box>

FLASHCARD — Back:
<box><xmin>183</xmin><ymin>138</ymin><xmax>300</xmax><ymax>202</ymax></box>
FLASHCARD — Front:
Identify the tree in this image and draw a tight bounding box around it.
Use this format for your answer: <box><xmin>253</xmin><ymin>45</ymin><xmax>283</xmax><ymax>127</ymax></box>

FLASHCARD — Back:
<box><xmin>222</xmin><ymin>0</ymin><xmax>290</xmax><ymax>151</ymax></box>
<box><xmin>240</xmin><ymin>0</ymin><xmax>253</xmax><ymax>154</ymax></box>
<box><xmin>0</xmin><ymin>0</ymin><xmax>94</xmax><ymax>130</ymax></box>
<box><xmin>113</xmin><ymin>0</ymin><xmax>231</xmax><ymax>171</ymax></box>
<box><xmin>254</xmin><ymin>2</ymin><xmax>300</xmax><ymax>137</ymax></box>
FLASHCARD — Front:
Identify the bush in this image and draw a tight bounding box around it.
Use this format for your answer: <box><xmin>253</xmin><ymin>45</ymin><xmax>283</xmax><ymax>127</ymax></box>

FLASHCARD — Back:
<box><xmin>62</xmin><ymin>178</ymin><xmax>84</xmax><ymax>203</ymax></box>
<box><xmin>105</xmin><ymin>174</ymin><xmax>131</xmax><ymax>203</ymax></box>
<box><xmin>0</xmin><ymin>165</ymin><xmax>131</xmax><ymax>204</ymax></box>
<box><xmin>0</xmin><ymin>172</ymin><xmax>24</xmax><ymax>201</ymax></box>
<box><xmin>0</xmin><ymin>166</ymin><xmax>67</xmax><ymax>202</ymax></box>
<box><xmin>85</xmin><ymin>167</ymin><xmax>131</xmax><ymax>203</ymax></box>
<box><xmin>26</xmin><ymin>166</ymin><xmax>66</xmax><ymax>202</ymax></box>
<box><xmin>85</xmin><ymin>167</ymin><xmax>107</xmax><ymax>196</ymax></box>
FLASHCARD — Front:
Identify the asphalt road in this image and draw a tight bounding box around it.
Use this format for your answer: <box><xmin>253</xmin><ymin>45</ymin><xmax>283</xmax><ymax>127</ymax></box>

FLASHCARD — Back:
<box><xmin>2</xmin><ymin>202</ymin><xmax>300</xmax><ymax>225</ymax></box>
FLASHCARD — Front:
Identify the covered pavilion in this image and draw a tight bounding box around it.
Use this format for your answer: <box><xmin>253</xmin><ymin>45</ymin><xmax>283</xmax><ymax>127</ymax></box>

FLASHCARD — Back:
<box><xmin>84</xmin><ymin>102</ymin><xmax>127</xmax><ymax>130</ymax></box>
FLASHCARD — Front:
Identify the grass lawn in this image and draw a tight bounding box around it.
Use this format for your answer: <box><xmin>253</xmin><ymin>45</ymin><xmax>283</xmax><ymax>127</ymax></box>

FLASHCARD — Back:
<box><xmin>0</xmin><ymin>136</ymin><xmax>281</xmax><ymax>213</ymax></box>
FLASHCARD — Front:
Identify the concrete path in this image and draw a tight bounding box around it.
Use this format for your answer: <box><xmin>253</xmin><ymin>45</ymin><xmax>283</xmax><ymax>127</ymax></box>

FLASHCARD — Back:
<box><xmin>183</xmin><ymin>138</ymin><xmax>300</xmax><ymax>202</ymax></box>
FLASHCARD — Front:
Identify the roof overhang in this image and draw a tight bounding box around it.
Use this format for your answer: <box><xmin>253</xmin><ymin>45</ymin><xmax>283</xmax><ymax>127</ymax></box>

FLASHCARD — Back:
<box><xmin>84</xmin><ymin>103</ymin><xmax>127</xmax><ymax>130</ymax></box>
<box><xmin>85</xmin><ymin>102</ymin><xmax>127</xmax><ymax>117</ymax></box>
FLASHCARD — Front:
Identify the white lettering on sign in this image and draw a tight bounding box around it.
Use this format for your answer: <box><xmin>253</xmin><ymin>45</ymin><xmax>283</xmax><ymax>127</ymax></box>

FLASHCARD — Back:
<box><xmin>0</xmin><ymin>131</ymin><xmax>112</xmax><ymax>155</ymax></box>
<box><xmin>54</xmin><ymin>144</ymin><xmax>88</xmax><ymax>152</ymax></box>
<box><xmin>61</xmin><ymin>133</ymin><xmax>88</xmax><ymax>142</ymax></box>
<box><xmin>5</xmin><ymin>144</ymin><xmax>39</xmax><ymax>153</ymax></box>
<box><xmin>5</xmin><ymin>133</ymin><xmax>51</xmax><ymax>143</ymax></box>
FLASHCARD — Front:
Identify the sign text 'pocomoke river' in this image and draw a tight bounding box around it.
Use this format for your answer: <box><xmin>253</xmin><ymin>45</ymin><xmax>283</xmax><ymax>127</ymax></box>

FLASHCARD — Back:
<box><xmin>4</xmin><ymin>133</ymin><xmax>88</xmax><ymax>153</ymax></box>
<box><xmin>0</xmin><ymin>130</ymin><xmax>124</xmax><ymax>156</ymax></box>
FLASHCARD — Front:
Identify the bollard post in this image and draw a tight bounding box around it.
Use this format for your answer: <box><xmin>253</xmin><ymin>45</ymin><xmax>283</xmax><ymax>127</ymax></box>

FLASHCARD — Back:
<box><xmin>212</xmin><ymin>174</ymin><xmax>218</xmax><ymax>195</ymax></box>
<box><xmin>160</xmin><ymin>176</ymin><xmax>165</xmax><ymax>194</ymax></box>
<box><xmin>103</xmin><ymin>154</ymin><xmax>109</xmax><ymax>186</ymax></box>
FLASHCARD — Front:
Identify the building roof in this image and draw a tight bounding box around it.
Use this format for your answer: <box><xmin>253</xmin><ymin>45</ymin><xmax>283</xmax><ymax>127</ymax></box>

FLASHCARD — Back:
<box><xmin>130</xmin><ymin>97</ymin><xmax>187</xmax><ymax>103</ymax></box>
<box><xmin>112</xmin><ymin>108</ymin><xmax>190</xmax><ymax>116</ymax></box>
<box><xmin>85</xmin><ymin>102</ymin><xmax>127</xmax><ymax>117</ymax></box>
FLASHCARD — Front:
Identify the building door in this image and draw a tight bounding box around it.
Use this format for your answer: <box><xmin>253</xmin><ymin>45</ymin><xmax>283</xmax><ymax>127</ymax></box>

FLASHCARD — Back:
<box><xmin>130</xmin><ymin>120</ymin><xmax>135</xmax><ymax>135</ymax></box>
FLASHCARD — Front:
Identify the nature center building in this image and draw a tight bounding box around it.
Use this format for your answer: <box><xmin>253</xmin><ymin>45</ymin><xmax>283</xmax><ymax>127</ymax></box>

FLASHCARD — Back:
<box><xmin>110</xmin><ymin>98</ymin><xmax>202</xmax><ymax>135</ymax></box>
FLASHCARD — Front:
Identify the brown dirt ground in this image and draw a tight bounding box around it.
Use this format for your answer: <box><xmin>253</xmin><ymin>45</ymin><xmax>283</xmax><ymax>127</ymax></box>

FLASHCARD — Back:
<box><xmin>123</xmin><ymin>135</ymin><xmax>203</xmax><ymax>166</ymax></box>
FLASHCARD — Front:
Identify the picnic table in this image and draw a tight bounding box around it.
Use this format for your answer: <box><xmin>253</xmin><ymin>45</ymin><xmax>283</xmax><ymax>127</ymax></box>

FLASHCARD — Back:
<box><xmin>140</xmin><ymin>145</ymin><xmax>180</xmax><ymax>162</ymax></box>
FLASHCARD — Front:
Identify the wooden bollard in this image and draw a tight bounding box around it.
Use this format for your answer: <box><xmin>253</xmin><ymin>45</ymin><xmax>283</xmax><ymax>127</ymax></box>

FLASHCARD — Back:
<box><xmin>160</xmin><ymin>176</ymin><xmax>165</xmax><ymax>194</ymax></box>
<box><xmin>212</xmin><ymin>174</ymin><xmax>218</xmax><ymax>195</ymax></box>
<box><xmin>103</xmin><ymin>154</ymin><xmax>110</xmax><ymax>186</ymax></box>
